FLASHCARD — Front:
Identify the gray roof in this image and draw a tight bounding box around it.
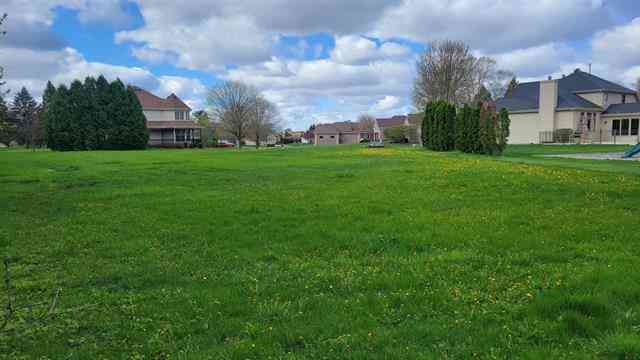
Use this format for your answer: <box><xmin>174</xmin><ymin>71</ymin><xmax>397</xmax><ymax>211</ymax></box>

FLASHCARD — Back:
<box><xmin>603</xmin><ymin>103</ymin><xmax>640</xmax><ymax>115</ymax></box>
<box><xmin>496</xmin><ymin>69</ymin><xmax>636</xmax><ymax>113</ymax></box>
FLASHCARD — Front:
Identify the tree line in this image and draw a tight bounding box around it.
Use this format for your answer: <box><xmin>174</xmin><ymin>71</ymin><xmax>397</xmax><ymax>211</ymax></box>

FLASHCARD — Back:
<box><xmin>44</xmin><ymin>76</ymin><xmax>148</xmax><ymax>151</ymax></box>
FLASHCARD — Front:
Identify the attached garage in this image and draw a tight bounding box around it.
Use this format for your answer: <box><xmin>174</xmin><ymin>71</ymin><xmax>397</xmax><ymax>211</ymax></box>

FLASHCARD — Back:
<box><xmin>508</xmin><ymin>112</ymin><xmax>540</xmax><ymax>144</ymax></box>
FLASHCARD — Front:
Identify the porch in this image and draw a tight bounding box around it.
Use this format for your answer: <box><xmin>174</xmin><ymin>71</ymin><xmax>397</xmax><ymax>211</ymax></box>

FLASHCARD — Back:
<box><xmin>147</xmin><ymin>121</ymin><xmax>202</xmax><ymax>147</ymax></box>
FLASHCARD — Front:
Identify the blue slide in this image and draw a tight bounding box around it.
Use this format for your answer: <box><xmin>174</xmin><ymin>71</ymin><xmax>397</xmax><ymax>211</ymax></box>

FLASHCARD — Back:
<box><xmin>623</xmin><ymin>143</ymin><xmax>640</xmax><ymax>159</ymax></box>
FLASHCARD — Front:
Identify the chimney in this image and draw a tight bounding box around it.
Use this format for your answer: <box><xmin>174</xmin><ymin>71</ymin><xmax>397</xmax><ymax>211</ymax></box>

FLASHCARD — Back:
<box><xmin>539</xmin><ymin>78</ymin><xmax>558</xmax><ymax>133</ymax></box>
<box><xmin>548</xmin><ymin>76</ymin><xmax>552</xmax><ymax>80</ymax></box>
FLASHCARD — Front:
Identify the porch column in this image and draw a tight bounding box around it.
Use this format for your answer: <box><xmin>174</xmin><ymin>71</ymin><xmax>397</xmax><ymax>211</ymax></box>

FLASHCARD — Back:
<box><xmin>173</xmin><ymin>128</ymin><xmax>176</xmax><ymax>144</ymax></box>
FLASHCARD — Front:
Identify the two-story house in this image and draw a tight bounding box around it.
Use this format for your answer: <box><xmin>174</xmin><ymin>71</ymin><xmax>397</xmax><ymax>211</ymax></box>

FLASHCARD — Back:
<box><xmin>496</xmin><ymin>69</ymin><xmax>640</xmax><ymax>144</ymax></box>
<box><xmin>132</xmin><ymin>87</ymin><xmax>201</xmax><ymax>147</ymax></box>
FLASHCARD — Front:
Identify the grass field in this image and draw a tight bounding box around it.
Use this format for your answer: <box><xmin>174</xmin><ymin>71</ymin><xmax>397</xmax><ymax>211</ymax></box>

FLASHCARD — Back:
<box><xmin>2</xmin><ymin>144</ymin><xmax>640</xmax><ymax>358</ymax></box>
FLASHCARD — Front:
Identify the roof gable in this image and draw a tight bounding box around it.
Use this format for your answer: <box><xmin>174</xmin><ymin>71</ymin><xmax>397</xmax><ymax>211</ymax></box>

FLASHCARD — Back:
<box><xmin>560</xmin><ymin>70</ymin><xmax>635</xmax><ymax>94</ymax></box>
<box><xmin>377</xmin><ymin>115</ymin><xmax>407</xmax><ymax>127</ymax></box>
<box><xmin>133</xmin><ymin>87</ymin><xmax>191</xmax><ymax>110</ymax></box>
<box><xmin>603</xmin><ymin>103</ymin><xmax>640</xmax><ymax>115</ymax></box>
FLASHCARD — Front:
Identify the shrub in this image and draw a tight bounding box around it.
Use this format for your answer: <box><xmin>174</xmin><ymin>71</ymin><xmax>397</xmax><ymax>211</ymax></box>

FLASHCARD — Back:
<box><xmin>422</xmin><ymin>100</ymin><xmax>510</xmax><ymax>155</ymax></box>
<box><xmin>422</xmin><ymin>101</ymin><xmax>456</xmax><ymax>151</ymax></box>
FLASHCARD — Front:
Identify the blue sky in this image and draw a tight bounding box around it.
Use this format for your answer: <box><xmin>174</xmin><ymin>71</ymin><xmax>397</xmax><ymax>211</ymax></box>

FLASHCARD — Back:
<box><xmin>1</xmin><ymin>1</ymin><xmax>639</xmax><ymax>130</ymax></box>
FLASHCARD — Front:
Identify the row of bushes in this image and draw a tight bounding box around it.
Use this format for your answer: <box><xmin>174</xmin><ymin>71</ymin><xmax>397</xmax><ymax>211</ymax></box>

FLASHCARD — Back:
<box><xmin>44</xmin><ymin>76</ymin><xmax>148</xmax><ymax>151</ymax></box>
<box><xmin>421</xmin><ymin>101</ymin><xmax>510</xmax><ymax>155</ymax></box>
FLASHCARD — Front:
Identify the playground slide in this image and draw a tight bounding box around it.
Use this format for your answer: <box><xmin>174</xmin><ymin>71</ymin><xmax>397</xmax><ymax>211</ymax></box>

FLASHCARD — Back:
<box><xmin>623</xmin><ymin>143</ymin><xmax>640</xmax><ymax>159</ymax></box>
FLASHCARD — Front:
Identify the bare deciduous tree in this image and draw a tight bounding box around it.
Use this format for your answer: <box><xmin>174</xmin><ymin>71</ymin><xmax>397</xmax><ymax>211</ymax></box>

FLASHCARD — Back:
<box><xmin>357</xmin><ymin>113</ymin><xmax>376</xmax><ymax>141</ymax></box>
<box><xmin>413</xmin><ymin>40</ymin><xmax>514</xmax><ymax>108</ymax></box>
<box><xmin>207</xmin><ymin>81</ymin><xmax>259</xmax><ymax>148</ymax></box>
<box><xmin>0</xmin><ymin>13</ymin><xmax>8</xmax><ymax>94</ymax></box>
<box><xmin>413</xmin><ymin>40</ymin><xmax>476</xmax><ymax>108</ymax></box>
<box><xmin>249</xmin><ymin>96</ymin><xmax>280</xmax><ymax>148</ymax></box>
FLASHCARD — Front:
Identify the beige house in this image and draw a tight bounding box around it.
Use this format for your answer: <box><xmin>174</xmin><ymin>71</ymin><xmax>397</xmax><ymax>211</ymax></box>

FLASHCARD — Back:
<box><xmin>313</xmin><ymin>115</ymin><xmax>423</xmax><ymax>145</ymax></box>
<box><xmin>133</xmin><ymin>87</ymin><xmax>202</xmax><ymax>147</ymax></box>
<box><xmin>496</xmin><ymin>69</ymin><xmax>640</xmax><ymax>144</ymax></box>
<box><xmin>314</xmin><ymin>121</ymin><xmax>376</xmax><ymax>145</ymax></box>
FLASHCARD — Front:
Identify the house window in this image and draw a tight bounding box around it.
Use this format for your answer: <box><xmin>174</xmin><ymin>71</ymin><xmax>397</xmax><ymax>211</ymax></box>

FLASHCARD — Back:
<box><xmin>612</xmin><ymin>119</ymin><xmax>620</xmax><ymax>136</ymax></box>
<box><xmin>622</xmin><ymin>95</ymin><xmax>627</xmax><ymax>104</ymax></box>
<box><xmin>586</xmin><ymin>113</ymin><xmax>593</xmax><ymax>131</ymax></box>
<box><xmin>319</xmin><ymin>135</ymin><xmax>324</xmax><ymax>139</ymax></box>
<box><xmin>622</xmin><ymin>119</ymin><xmax>630</xmax><ymax>136</ymax></box>
<box><xmin>632</xmin><ymin>119</ymin><xmax>639</xmax><ymax>136</ymax></box>
<box><xmin>175</xmin><ymin>111</ymin><xmax>184</xmax><ymax>120</ymax></box>
<box><xmin>330</xmin><ymin>135</ymin><xmax>335</xmax><ymax>139</ymax></box>
<box><xmin>175</xmin><ymin>129</ymin><xmax>186</xmax><ymax>142</ymax></box>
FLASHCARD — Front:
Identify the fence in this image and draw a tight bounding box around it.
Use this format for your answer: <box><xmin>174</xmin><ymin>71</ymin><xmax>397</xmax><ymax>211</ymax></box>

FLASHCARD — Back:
<box><xmin>538</xmin><ymin>129</ymin><xmax>627</xmax><ymax>144</ymax></box>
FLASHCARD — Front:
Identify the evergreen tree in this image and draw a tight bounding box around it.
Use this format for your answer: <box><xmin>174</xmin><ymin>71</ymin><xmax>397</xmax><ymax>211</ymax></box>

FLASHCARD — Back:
<box><xmin>505</xmin><ymin>77</ymin><xmax>519</xmax><ymax>97</ymax></box>
<box><xmin>122</xmin><ymin>85</ymin><xmax>148</xmax><ymax>149</ymax></box>
<box><xmin>497</xmin><ymin>107</ymin><xmax>510</xmax><ymax>153</ymax></box>
<box><xmin>468</xmin><ymin>106</ymin><xmax>481</xmax><ymax>153</ymax></box>
<box><xmin>0</xmin><ymin>94</ymin><xmax>15</xmax><ymax>146</ymax></box>
<box><xmin>11</xmin><ymin>87</ymin><xmax>39</xmax><ymax>148</ymax></box>
<box><xmin>479</xmin><ymin>104</ymin><xmax>498</xmax><ymax>155</ymax></box>
<box><xmin>421</xmin><ymin>103</ymin><xmax>431</xmax><ymax>148</ymax></box>
<box><xmin>40</xmin><ymin>81</ymin><xmax>56</xmax><ymax>147</ymax></box>
<box><xmin>95</xmin><ymin>75</ymin><xmax>111</xmax><ymax>149</ymax></box>
<box><xmin>422</xmin><ymin>101</ymin><xmax>456</xmax><ymax>151</ymax></box>
<box><xmin>456</xmin><ymin>104</ymin><xmax>474</xmax><ymax>152</ymax></box>
<box><xmin>474</xmin><ymin>85</ymin><xmax>493</xmax><ymax>103</ymax></box>
<box><xmin>82</xmin><ymin>77</ymin><xmax>99</xmax><ymax>149</ymax></box>
<box><xmin>105</xmin><ymin>79</ymin><xmax>127</xmax><ymax>149</ymax></box>
<box><xmin>47</xmin><ymin>84</ymin><xmax>73</xmax><ymax>151</ymax></box>
<box><xmin>68</xmin><ymin>80</ymin><xmax>88</xmax><ymax>150</ymax></box>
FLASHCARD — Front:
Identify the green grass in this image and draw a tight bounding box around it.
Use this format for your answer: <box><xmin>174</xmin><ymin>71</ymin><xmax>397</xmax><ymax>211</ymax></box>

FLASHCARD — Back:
<box><xmin>1</xmin><ymin>144</ymin><xmax>640</xmax><ymax>358</ymax></box>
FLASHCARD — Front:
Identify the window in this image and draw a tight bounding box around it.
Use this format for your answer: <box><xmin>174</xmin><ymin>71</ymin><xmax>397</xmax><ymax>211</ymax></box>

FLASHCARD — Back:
<box><xmin>330</xmin><ymin>135</ymin><xmax>335</xmax><ymax>139</ymax></box>
<box><xmin>622</xmin><ymin>95</ymin><xmax>627</xmax><ymax>104</ymax></box>
<box><xmin>612</xmin><ymin>119</ymin><xmax>620</xmax><ymax>136</ymax></box>
<box><xmin>587</xmin><ymin>113</ymin><xmax>593</xmax><ymax>131</ymax></box>
<box><xmin>175</xmin><ymin>111</ymin><xmax>184</xmax><ymax>120</ymax></box>
<box><xmin>622</xmin><ymin>119</ymin><xmax>630</xmax><ymax>136</ymax></box>
<box><xmin>175</xmin><ymin>129</ymin><xmax>186</xmax><ymax>142</ymax></box>
<box><xmin>632</xmin><ymin>119</ymin><xmax>639</xmax><ymax>136</ymax></box>
<box><xmin>319</xmin><ymin>135</ymin><xmax>324</xmax><ymax>139</ymax></box>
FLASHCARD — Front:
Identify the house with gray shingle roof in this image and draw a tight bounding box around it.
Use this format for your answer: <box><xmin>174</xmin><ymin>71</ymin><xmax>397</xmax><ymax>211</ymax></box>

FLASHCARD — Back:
<box><xmin>496</xmin><ymin>69</ymin><xmax>640</xmax><ymax>144</ymax></box>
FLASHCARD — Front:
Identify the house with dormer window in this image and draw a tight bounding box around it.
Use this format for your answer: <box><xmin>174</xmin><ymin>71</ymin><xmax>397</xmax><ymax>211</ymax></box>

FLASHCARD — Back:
<box><xmin>496</xmin><ymin>69</ymin><xmax>640</xmax><ymax>144</ymax></box>
<box><xmin>132</xmin><ymin>87</ymin><xmax>202</xmax><ymax>147</ymax></box>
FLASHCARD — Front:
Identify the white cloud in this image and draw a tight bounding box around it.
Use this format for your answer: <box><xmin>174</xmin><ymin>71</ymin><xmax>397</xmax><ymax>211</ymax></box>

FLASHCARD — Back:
<box><xmin>330</xmin><ymin>36</ymin><xmax>411</xmax><ymax>65</ymax></box>
<box><xmin>116</xmin><ymin>13</ymin><xmax>273</xmax><ymax>71</ymax></box>
<box><xmin>592</xmin><ymin>17</ymin><xmax>640</xmax><ymax>68</ymax></box>
<box><xmin>372</xmin><ymin>95</ymin><xmax>400</xmax><ymax>112</ymax></box>
<box><xmin>224</xmin><ymin>56</ymin><xmax>413</xmax><ymax>128</ymax></box>
<box><xmin>491</xmin><ymin>43</ymin><xmax>576</xmax><ymax>78</ymax></box>
<box><xmin>0</xmin><ymin>46</ymin><xmax>206</xmax><ymax>109</ymax></box>
<box><xmin>373</xmin><ymin>0</ymin><xmax>609</xmax><ymax>52</ymax></box>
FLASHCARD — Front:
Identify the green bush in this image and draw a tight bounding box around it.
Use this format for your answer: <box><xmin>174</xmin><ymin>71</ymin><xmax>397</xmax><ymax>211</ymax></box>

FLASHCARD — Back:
<box><xmin>422</xmin><ymin>101</ymin><xmax>510</xmax><ymax>155</ymax></box>
<box><xmin>422</xmin><ymin>101</ymin><xmax>456</xmax><ymax>151</ymax></box>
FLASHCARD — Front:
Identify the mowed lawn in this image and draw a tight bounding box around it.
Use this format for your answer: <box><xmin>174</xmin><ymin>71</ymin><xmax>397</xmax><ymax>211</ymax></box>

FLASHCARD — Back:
<box><xmin>2</xmin><ymin>144</ymin><xmax>640</xmax><ymax>358</ymax></box>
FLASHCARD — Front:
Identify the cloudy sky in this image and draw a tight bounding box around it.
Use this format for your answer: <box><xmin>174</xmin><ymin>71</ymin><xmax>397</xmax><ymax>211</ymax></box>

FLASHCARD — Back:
<box><xmin>1</xmin><ymin>0</ymin><xmax>639</xmax><ymax>130</ymax></box>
